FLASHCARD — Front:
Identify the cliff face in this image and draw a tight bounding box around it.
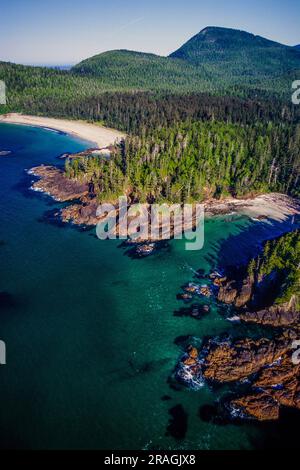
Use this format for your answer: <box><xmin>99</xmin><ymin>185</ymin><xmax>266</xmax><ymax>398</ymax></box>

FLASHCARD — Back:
<box><xmin>216</xmin><ymin>230</ymin><xmax>300</xmax><ymax>319</ymax></box>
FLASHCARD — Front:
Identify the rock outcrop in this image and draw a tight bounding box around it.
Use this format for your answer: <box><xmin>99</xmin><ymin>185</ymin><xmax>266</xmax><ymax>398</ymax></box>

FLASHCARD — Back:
<box><xmin>230</xmin><ymin>393</ymin><xmax>280</xmax><ymax>421</ymax></box>
<box><xmin>177</xmin><ymin>335</ymin><xmax>300</xmax><ymax>421</ymax></box>
<box><xmin>202</xmin><ymin>337</ymin><xmax>290</xmax><ymax>383</ymax></box>
<box><xmin>239</xmin><ymin>304</ymin><xmax>300</xmax><ymax>327</ymax></box>
<box><xmin>29</xmin><ymin>165</ymin><xmax>88</xmax><ymax>202</ymax></box>
<box><xmin>217</xmin><ymin>276</ymin><xmax>253</xmax><ymax>307</ymax></box>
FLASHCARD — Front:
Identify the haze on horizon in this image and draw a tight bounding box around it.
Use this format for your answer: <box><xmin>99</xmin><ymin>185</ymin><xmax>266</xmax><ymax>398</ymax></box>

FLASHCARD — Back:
<box><xmin>0</xmin><ymin>0</ymin><xmax>299</xmax><ymax>66</ymax></box>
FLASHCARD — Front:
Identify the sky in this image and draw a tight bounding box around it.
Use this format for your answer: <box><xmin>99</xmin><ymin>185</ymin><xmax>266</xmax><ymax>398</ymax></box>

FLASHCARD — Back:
<box><xmin>0</xmin><ymin>0</ymin><xmax>300</xmax><ymax>65</ymax></box>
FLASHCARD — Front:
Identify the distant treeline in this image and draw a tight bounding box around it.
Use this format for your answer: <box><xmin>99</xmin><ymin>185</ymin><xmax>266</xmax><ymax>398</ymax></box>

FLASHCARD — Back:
<box><xmin>1</xmin><ymin>62</ymin><xmax>300</xmax><ymax>135</ymax></box>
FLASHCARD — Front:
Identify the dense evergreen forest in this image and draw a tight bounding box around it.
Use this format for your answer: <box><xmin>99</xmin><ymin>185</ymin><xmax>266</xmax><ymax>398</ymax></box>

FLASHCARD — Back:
<box><xmin>1</xmin><ymin>26</ymin><xmax>300</xmax><ymax>204</ymax></box>
<box><xmin>1</xmin><ymin>26</ymin><xmax>300</xmax><ymax>123</ymax></box>
<box><xmin>65</xmin><ymin>121</ymin><xmax>300</xmax><ymax>203</ymax></box>
<box><xmin>1</xmin><ymin>60</ymin><xmax>300</xmax><ymax>134</ymax></box>
<box><xmin>170</xmin><ymin>27</ymin><xmax>300</xmax><ymax>79</ymax></box>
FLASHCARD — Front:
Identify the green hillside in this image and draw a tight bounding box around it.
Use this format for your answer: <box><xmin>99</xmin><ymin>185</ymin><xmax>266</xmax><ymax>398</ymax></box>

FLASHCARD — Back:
<box><xmin>170</xmin><ymin>26</ymin><xmax>300</xmax><ymax>84</ymax></box>
<box><xmin>1</xmin><ymin>26</ymin><xmax>300</xmax><ymax>123</ymax></box>
<box><xmin>71</xmin><ymin>49</ymin><xmax>213</xmax><ymax>92</ymax></box>
<box><xmin>71</xmin><ymin>28</ymin><xmax>300</xmax><ymax>96</ymax></box>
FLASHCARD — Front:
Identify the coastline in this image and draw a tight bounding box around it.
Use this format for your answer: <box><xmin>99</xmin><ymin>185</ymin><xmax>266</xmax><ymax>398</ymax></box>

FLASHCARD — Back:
<box><xmin>28</xmin><ymin>164</ymin><xmax>300</xmax><ymax>230</ymax></box>
<box><xmin>204</xmin><ymin>193</ymin><xmax>300</xmax><ymax>222</ymax></box>
<box><xmin>0</xmin><ymin>113</ymin><xmax>125</xmax><ymax>150</ymax></box>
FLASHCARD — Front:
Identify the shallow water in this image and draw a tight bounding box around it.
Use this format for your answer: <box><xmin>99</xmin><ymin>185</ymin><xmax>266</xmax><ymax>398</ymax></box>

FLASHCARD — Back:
<box><xmin>0</xmin><ymin>123</ymin><xmax>298</xmax><ymax>449</ymax></box>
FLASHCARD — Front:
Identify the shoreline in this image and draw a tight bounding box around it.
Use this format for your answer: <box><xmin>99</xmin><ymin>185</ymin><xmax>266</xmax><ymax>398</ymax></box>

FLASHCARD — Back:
<box><xmin>204</xmin><ymin>193</ymin><xmax>300</xmax><ymax>222</ymax></box>
<box><xmin>0</xmin><ymin>113</ymin><xmax>125</xmax><ymax>150</ymax></box>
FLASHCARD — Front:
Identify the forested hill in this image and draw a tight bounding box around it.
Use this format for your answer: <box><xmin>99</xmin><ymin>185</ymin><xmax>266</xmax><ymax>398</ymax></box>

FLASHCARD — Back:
<box><xmin>1</xmin><ymin>26</ymin><xmax>300</xmax><ymax>127</ymax></box>
<box><xmin>169</xmin><ymin>27</ymin><xmax>300</xmax><ymax>81</ymax></box>
<box><xmin>71</xmin><ymin>50</ymin><xmax>213</xmax><ymax>93</ymax></box>
<box><xmin>1</xmin><ymin>26</ymin><xmax>300</xmax><ymax>108</ymax></box>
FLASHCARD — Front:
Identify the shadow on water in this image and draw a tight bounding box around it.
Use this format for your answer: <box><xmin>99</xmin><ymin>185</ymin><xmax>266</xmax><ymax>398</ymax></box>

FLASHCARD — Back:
<box><xmin>214</xmin><ymin>215</ymin><xmax>300</xmax><ymax>268</ymax></box>
<box><xmin>250</xmin><ymin>407</ymin><xmax>300</xmax><ymax>449</ymax></box>
<box><xmin>0</xmin><ymin>291</ymin><xmax>16</xmax><ymax>310</ymax></box>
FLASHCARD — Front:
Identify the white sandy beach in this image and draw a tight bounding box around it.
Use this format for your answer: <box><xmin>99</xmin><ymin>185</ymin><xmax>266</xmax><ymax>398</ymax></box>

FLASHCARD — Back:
<box><xmin>0</xmin><ymin>113</ymin><xmax>125</xmax><ymax>149</ymax></box>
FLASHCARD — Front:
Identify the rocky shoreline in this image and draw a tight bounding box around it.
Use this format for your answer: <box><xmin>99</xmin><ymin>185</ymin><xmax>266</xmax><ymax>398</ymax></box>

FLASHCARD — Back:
<box><xmin>28</xmin><ymin>165</ymin><xmax>89</xmax><ymax>202</ymax></box>
<box><xmin>175</xmin><ymin>231</ymin><xmax>300</xmax><ymax>421</ymax></box>
<box><xmin>28</xmin><ymin>163</ymin><xmax>300</xmax><ymax>235</ymax></box>
<box><xmin>177</xmin><ymin>331</ymin><xmax>300</xmax><ymax>421</ymax></box>
<box><xmin>28</xmin><ymin>162</ymin><xmax>300</xmax><ymax>421</ymax></box>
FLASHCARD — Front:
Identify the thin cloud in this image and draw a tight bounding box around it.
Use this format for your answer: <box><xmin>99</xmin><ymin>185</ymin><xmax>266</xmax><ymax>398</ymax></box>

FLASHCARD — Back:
<box><xmin>101</xmin><ymin>17</ymin><xmax>145</xmax><ymax>45</ymax></box>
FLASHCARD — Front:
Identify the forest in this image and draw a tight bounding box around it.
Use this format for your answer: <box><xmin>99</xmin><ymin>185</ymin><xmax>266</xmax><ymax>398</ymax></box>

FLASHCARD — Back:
<box><xmin>1</xmin><ymin>25</ymin><xmax>300</xmax><ymax>206</ymax></box>
<box><xmin>1</xmin><ymin>60</ymin><xmax>300</xmax><ymax>134</ymax></box>
<box><xmin>65</xmin><ymin>120</ymin><xmax>300</xmax><ymax>203</ymax></box>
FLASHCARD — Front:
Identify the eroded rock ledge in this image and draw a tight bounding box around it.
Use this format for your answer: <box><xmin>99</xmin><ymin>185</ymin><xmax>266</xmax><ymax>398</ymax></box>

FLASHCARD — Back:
<box><xmin>176</xmin><ymin>231</ymin><xmax>300</xmax><ymax>421</ymax></box>
<box><xmin>177</xmin><ymin>332</ymin><xmax>300</xmax><ymax>421</ymax></box>
<box><xmin>29</xmin><ymin>165</ymin><xmax>89</xmax><ymax>202</ymax></box>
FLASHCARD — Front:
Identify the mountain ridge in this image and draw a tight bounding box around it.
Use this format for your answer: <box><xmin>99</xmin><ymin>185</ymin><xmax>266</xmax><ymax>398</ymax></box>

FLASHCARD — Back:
<box><xmin>2</xmin><ymin>26</ymin><xmax>300</xmax><ymax>101</ymax></box>
<box><xmin>70</xmin><ymin>26</ymin><xmax>300</xmax><ymax>94</ymax></box>
<box><xmin>169</xmin><ymin>26</ymin><xmax>300</xmax><ymax>76</ymax></box>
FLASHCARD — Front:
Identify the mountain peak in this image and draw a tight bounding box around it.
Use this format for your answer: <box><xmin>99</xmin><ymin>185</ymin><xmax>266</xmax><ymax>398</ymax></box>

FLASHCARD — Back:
<box><xmin>169</xmin><ymin>26</ymin><xmax>300</xmax><ymax>78</ymax></box>
<box><xmin>170</xmin><ymin>26</ymin><xmax>286</xmax><ymax>61</ymax></box>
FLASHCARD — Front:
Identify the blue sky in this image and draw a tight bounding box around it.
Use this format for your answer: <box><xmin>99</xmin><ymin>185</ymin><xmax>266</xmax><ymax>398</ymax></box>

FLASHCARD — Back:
<box><xmin>1</xmin><ymin>0</ymin><xmax>300</xmax><ymax>65</ymax></box>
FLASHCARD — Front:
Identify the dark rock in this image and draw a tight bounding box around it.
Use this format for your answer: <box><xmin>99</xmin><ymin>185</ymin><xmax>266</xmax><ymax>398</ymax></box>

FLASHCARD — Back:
<box><xmin>240</xmin><ymin>304</ymin><xmax>300</xmax><ymax>327</ymax></box>
<box><xmin>161</xmin><ymin>395</ymin><xmax>172</xmax><ymax>401</ymax></box>
<box><xmin>165</xmin><ymin>405</ymin><xmax>188</xmax><ymax>440</ymax></box>
<box><xmin>174</xmin><ymin>304</ymin><xmax>210</xmax><ymax>320</ymax></box>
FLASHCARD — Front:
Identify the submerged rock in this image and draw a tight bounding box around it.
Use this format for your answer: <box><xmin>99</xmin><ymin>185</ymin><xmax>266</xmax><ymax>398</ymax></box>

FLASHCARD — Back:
<box><xmin>174</xmin><ymin>304</ymin><xmax>210</xmax><ymax>320</ymax></box>
<box><xmin>166</xmin><ymin>404</ymin><xmax>188</xmax><ymax>440</ymax></box>
<box><xmin>176</xmin><ymin>293</ymin><xmax>193</xmax><ymax>302</ymax></box>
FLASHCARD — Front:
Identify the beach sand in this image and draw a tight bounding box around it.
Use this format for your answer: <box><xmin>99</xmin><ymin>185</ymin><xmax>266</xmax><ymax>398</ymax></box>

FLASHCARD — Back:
<box><xmin>204</xmin><ymin>193</ymin><xmax>300</xmax><ymax>222</ymax></box>
<box><xmin>0</xmin><ymin>113</ymin><xmax>125</xmax><ymax>149</ymax></box>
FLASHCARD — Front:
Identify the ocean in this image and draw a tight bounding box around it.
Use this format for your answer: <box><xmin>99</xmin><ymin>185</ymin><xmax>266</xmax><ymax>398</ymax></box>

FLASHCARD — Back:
<box><xmin>0</xmin><ymin>123</ymin><xmax>298</xmax><ymax>449</ymax></box>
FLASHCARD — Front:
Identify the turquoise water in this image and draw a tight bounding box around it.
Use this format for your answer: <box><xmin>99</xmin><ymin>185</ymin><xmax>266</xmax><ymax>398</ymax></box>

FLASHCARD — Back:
<box><xmin>0</xmin><ymin>123</ymin><xmax>298</xmax><ymax>450</ymax></box>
